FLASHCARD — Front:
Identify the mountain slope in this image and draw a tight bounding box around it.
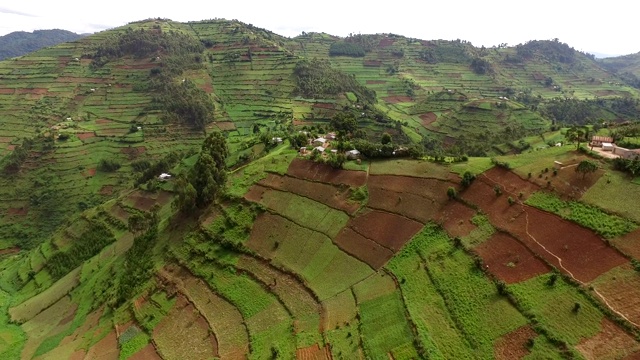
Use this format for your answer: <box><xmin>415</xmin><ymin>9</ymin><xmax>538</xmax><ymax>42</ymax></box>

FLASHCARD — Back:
<box><xmin>0</xmin><ymin>29</ymin><xmax>85</xmax><ymax>60</ymax></box>
<box><xmin>1</xmin><ymin>18</ymin><xmax>640</xmax><ymax>360</ymax></box>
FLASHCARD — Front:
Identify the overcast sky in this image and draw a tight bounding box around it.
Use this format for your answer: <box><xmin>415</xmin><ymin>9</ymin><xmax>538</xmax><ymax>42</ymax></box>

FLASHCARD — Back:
<box><xmin>0</xmin><ymin>1</ymin><xmax>636</xmax><ymax>57</ymax></box>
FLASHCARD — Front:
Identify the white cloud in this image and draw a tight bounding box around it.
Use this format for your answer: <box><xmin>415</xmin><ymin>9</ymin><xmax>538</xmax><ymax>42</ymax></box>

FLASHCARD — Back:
<box><xmin>0</xmin><ymin>0</ymin><xmax>636</xmax><ymax>55</ymax></box>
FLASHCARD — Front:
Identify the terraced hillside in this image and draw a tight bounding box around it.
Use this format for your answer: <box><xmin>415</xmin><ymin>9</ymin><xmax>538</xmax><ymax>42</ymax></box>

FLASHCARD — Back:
<box><xmin>2</xmin><ymin>17</ymin><xmax>640</xmax><ymax>360</ymax></box>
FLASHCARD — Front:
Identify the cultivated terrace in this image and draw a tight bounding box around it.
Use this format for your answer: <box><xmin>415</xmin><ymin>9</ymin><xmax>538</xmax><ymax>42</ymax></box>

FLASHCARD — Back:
<box><xmin>1</xmin><ymin>17</ymin><xmax>640</xmax><ymax>360</ymax></box>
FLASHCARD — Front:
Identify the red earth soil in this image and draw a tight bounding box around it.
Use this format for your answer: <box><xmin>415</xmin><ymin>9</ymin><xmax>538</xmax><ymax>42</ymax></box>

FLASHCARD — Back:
<box><xmin>494</xmin><ymin>325</ymin><xmax>537</xmax><ymax>360</ymax></box>
<box><xmin>127</xmin><ymin>190</ymin><xmax>172</xmax><ymax>211</ymax></box>
<box><xmin>382</xmin><ymin>96</ymin><xmax>413</xmax><ymax>104</ymax></box>
<box><xmin>614</xmin><ymin>228</ymin><xmax>640</xmax><ymax>259</ymax></box>
<box><xmin>99</xmin><ymin>185</ymin><xmax>114</xmax><ymax>195</ymax></box>
<box><xmin>576</xmin><ymin>318</ymin><xmax>640</xmax><ymax>359</ymax></box>
<box><xmin>56</xmin><ymin>76</ymin><xmax>108</xmax><ymax>83</ymax></box>
<box><xmin>6</xmin><ymin>144</ymin><xmax>16</xmax><ymax>151</ymax></box>
<box><xmin>363</xmin><ymin>60</ymin><xmax>382</xmax><ymax>67</ymax></box>
<box><xmin>419</xmin><ymin>112</ymin><xmax>437</xmax><ymax>126</ymax></box>
<box><xmin>378</xmin><ymin>38</ymin><xmax>397</xmax><ymax>47</ymax></box>
<box><xmin>348</xmin><ymin>209</ymin><xmax>423</xmax><ymax>252</ymax></box>
<box><xmin>129</xmin><ymin>344</ymin><xmax>163</xmax><ymax>360</ymax></box>
<box><xmin>0</xmin><ymin>247</ymin><xmax>20</xmax><ymax>255</ymax></box>
<box><xmin>287</xmin><ymin>158</ymin><xmax>367</xmax><ymax>187</ymax></box>
<box><xmin>0</xmin><ymin>137</ymin><xmax>13</xmax><ymax>143</ymax></box>
<box><xmin>96</xmin><ymin>119</ymin><xmax>113</xmax><ymax>124</ymax></box>
<box><xmin>366</xmin><ymin>175</ymin><xmax>453</xmax><ymax>223</ymax></box>
<box><xmin>85</xmin><ymin>331</ymin><xmax>119</xmax><ymax>360</ymax></box>
<box><xmin>121</xmin><ymin>146</ymin><xmax>146</xmax><ymax>159</ymax></box>
<box><xmin>77</xmin><ymin>132</ymin><xmax>96</xmax><ymax>141</ymax></box>
<box><xmin>593</xmin><ymin>264</ymin><xmax>640</xmax><ymax>325</ymax></box>
<box><xmin>259</xmin><ymin>173</ymin><xmax>359</xmax><ymax>214</ymax></box>
<box><xmin>0</xmin><ymin>89</ymin><xmax>14</xmax><ymax>94</ymax></box>
<box><xmin>115</xmin><ymin>63</ymin><xmax>157</xmax><ymax>70</ymax></box>
<box><xmin>296</xmin><ymin>344</ymin><xmax>332</xmax><ymax>360</ymax></box>
<box><xmin>16</xmin><ymin>88</ymin><xmax>49</xmax><ymax>95</ymax></box>
<box><xmin>462</xmin><ymin>173</ymin><xmax>628</xmax><ymax>283</ymax></box>
<box><xmin>245</xmin><ymin>213</ymin><xmax>286</xmax><ymax>257</ymax></box>
<box><xmin>244</xmin><ymin>184</ymin><xmax>269</xmax><ymax>203</ymax></box>
<box><xmin>474</xmin><ymin>232</ymin><xmax>550</xmax><ymax>283</ymax></box>
<box><xmin>7</xmin><ymin>208</ymin><xmax>28</xmax><ymax>216</ymax></box>
<box><xmin>366</xmin><ymin>80</ymin><xmax>386</xmax><ymax>84</ymax></box>
<box><xmin>83</xmin><ymin>168</ymin><xmax>97</xmax><ymax>177</ymax></box>
<box><xmin>333</xmin><ymin>227</ymin><xmax>394</xmax><ymax>269</ymax></box>
<box><xmin>69</xmin><ymin>350</ymin><xmax>86</xmax><ymax>360</ymax></box>
<box><xmin>312</xmin><ymin>102</ymin><xmax>335</xmax><ymax>109</ymax></box>
<box><xmin>438</xmin><ymin>201</ymin><xmax>478</xmax><ymax>238</ymax></box>
<box><xmin>215</xmin><ymin>122</ymin><xmax>237</xmax><ymax>131</ymax></box>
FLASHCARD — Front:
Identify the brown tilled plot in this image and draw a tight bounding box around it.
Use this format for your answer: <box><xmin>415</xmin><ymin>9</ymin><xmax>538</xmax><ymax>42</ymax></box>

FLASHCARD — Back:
<box><xmin>287</xmin><ymin>158</ymin><xmax>366</xmax><ymax>187</ymax></box>
<box><xmin>296</xmin><ymin>344</ymin><xmax>332</xmax><ymax>360</ymax></box>
<box><xmin>349</xmin><ymin>210</ymin><xmax>423</xmax><ymax>252</ymax></box>
<box><xmin>576</xmin><ymin>319</ymin><xmax>640</xmax><ymax>360</ymax></box>
<box><xmin>259</xmin><ymin>173</ymin><xmax>359</xmax><ymax>214</ymax></box>
<box><xmin>419</xmin><ymin>112</ymin><xmax>437</xmax><ymax>126</ymax></box>
<box><xmin>438</xmin><ymin>201</ymin><xmax>477</xmax><ymax>238</ymax></box>
<box><xmin>244</xmin><ymin>184</ymin><xmax>269</xmax><ymax>203</ymax></box>
<box><xmin>474</xmin><ymin>232</ymin><xmax>550</xmax><ymax>283</ymax></box>
<box><xmin>129</xmin><ymin>344</ymin><xmax>163</xmax><ymax>360</ymax></box>
<box><xmin>462</xmin><ymin>174</ymin><xmax>628</xmax><ymax>283</ymax></box>
<box><xmin>493</xmin><ymin>325</ymin><xmax>537</xmax><ymax>360</ymax></box>
<box><xmin>333</xmin><ymin>227</ymin><xmax>394</xmax><ymax>269</ymax></box>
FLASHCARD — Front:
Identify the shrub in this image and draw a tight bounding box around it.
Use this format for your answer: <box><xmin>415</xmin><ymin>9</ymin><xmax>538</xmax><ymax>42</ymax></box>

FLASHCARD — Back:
<box><xmin>493</xmin><ymin>185</ymin><xmax>502</xmax><ymax>196</ymax></box>
<box><xmin>97</xmin><ymin>158</ymin><xmax>121</xmax><ymax>172</ymax></box>
<box><xmin>447</xmin><ymin>187</ymin><xmax>457</xmax><ymax>199</ymax></box>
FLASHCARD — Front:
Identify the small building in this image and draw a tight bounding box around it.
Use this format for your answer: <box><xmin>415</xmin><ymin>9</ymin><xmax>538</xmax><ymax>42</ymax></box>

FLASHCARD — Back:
<box><xmin>346</xmin><ymin>149</ymin><xmax>360</xmax><ymax>160</ymax></box>
<box><xmin>271</xmin><ymin>137</ymin><xmax>283</xmax><ymax>144</ymax></box>
<box><xmin>590</xmin><ymin>136</ymin><xmax>613</xmax><ymax>147</ymax></box>
<box><xmin>314</xmin><ymin>146</ymin><xmax>325</xmax><ymax>153</ymax></box>
<box><xmin>158</xmin><ymin>173</ymin><xmax>172</xmax><ymax>181</ymax></box>
<box><xmin>613</xmin><ymin>146</ymin><xmax>640</xmax><ymax>160</ymax></box>
<box><xmin>602</xmin><ymin>142</ymin><xmax>614</xmax><ymax>151</ymax></box>
<box><xmin>327</xmin><ymin>132</ymin><xmax>336</xmax><ymax>140</ymax></box>
<box><xmin>313</xmin><ymin>137</ymin><xmax>327</xmax><ymax>147</ymax></box>
<box><xmin>330</xmin><ymin>149</ymin><xmax>338</xmax><ymax>154</ymax></box>
<box><xmin>299</xmin><ymin>146</ymin><xmax>307</xmax><ymax>155</ymax></box>
<box><xmin>555</xmin><ymin>142</ymin><xmax>562</xmax><ymax>147</ymax></box>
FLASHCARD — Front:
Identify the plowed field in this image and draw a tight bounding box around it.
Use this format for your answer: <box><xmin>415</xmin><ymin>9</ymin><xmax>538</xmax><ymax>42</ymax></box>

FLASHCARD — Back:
<box><xmin>287</xmin><ymin>158</ymin><xmax>366</xmax><ymax>187</ymax></box>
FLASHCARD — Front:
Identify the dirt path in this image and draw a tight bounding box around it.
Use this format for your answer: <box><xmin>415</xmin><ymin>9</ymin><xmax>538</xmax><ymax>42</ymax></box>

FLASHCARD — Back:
<box><xmin>480</xmin><ymin>172</ymin><xmax>640</xmax><ymax>328</ymax></box>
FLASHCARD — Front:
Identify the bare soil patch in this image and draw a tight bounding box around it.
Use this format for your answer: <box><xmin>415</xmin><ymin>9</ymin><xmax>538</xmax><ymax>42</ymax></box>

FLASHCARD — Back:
<box><xmin>0</xmin><ymin>89</ymin><xmax>14</xmax><ymax>95</ymax></box>
<box><xmin>130</xmin><ymin>344</ymin><xmax>163</xmax><ymax>360</ymax></box>
<box><xmin>0</xmin><ymin>246</ymin><xmax>20</xmax><ymax>255</ymax></box>
<box><xmin>576</xmin><ymin>318</ymin><xmax>640</xmax><ymax>360</ymax></box>
<box><xmin>378</xmin><ymin>38</ymin><xmax>397</xmax><ymax>47</ymax></box>
<box><xmin>494</xmin><ymin>325</ymin><xmax>537</xmax><ymax>360</ymax></box>
<box><xmin>474</xmin><ymin>232</ymin><xmax>550</xmax><ymax>283</ymax></box>
<box><xmin>244</xmin><ymin>184</ymin><xmax>269</xmax><ymax>203</ymax></box>
<box><xmin>363</xmin><ymin>60</ymin><xmax>382</xmax><ymax>67</ymax></box>
<box><xmin>16</xmin><ymin>88</ymin><xmax>49</xmax><ymax>95</ymax></box>
<box><xmin>383</xmin><ymin>96</ymin><xmax>413</xmax><ymax>104</ymax></box>
<box><xmin>349</xmin><ymin>209</ymin><xmax>423</xmax><ymax>251</ymax></box>
<box><xmin>85</xmin><ymin>331</ymin><xmax>118</xmax><ymax>360</ymax></box>
<box><xmin>333</xmin><ymin>227</ymin><xmax>394</xmax><ymax>269</ymax></box>
<box><xmin>462</xmin><ymin>176</ymin><xmax>628</xmax><ymax>283</ymax></box>
<box><xmin>76</xmin><ymin>132</ymin><xmax>95</xmax><ymax>141</ymax></box>
<box><xmin>366</xmin><ymin>80</ymin><xmax>386</xmax><ymax>84</ymax></box>
<box><xmin>126</xmin><ymin>190</ymin><xmax>172</xmax><ymax>211</ymax></box>
<box><xmin>83</xmin><ymin>168</ymin><xmax>96</xmax><ymax>178</ymax></box>
<box><xmin>594</xmin><ymin>264</ymin><xmax>640</xmax><ymax>325</ymax></box>
<box><xmin>115</xmin><ymin>63</ymin><xmax>157</xmax><ymax>70</ymax></box>
<box><xmin>296</xmin><ymin>343</ymin><xmax>331</xmax><ymax>360</ymax></box>
<box><xmin>438</xmin><ymin>201</ymin><xmax>477</xmax><ymax>238</ymax></box>
<box><xmin>614</xmin><ymin>228</ymin><xmax>640</xmax><ymax>259</ymax></box>
<box><xmin>95</xmin><ymin>119</ymin><xmax>113</xmax><ymax>125</ymax></box>
<box><xmin>312</xmin><ymin>102</ymin><xmax>335</xmax><ymax>110</ymax></box>
<box><xmin>287</xmin><ymin>158</ymin><xmax>366</xmax><ymax>187</ymax></box>
<box><xmin>215</xmin><ymin>121</ymin><xmax>237</xmax><ymax>131</ymax></box>
<box><xmin>419</xmin><ymin>112</ymin><xmax>437</xmax><ymax>126</ymax></box>
<box><xmin>120</xmin><ymin>146</ymin><xmax>146</xmax><ymax>159</ymax></box>
<box><xmin>259</xmin><ymin>174</ymin><xmax>359</xmax><ymax>214</ymax></box>
<box><xmin>99</xmin><ymin>185</ymin><xmax>114</xmax><ymax>195</ymax></box>
<box><xmin>7</xmin><ymin>207</ymin><xmax>28</xmax><ymax>216</ymax></box>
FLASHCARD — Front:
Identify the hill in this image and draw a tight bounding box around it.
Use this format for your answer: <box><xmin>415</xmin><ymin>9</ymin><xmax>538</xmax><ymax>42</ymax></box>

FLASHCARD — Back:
<box><xmin>0</xmin><ymin>29</ymin><xmax>85</xmax><ymax>60</ymax></box>
<box><xmin>1</xmin><ymin>18</ymin><xmax>640</xmax><ymax>359</ymax></box>
<box><xmin>600</xmin><ymin>52</ymin><xmax>640</xmax><ymax>87</ymax></box>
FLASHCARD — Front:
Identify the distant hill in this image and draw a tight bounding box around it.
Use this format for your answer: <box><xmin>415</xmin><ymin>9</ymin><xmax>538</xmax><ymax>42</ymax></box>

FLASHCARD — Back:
<box><xmin>600</xmin><ymin>52</ymin><xmax>640</xmax><ymax>76</ymax></box>
<box><xmin>0</xmin><ymin>29</ymin><xmax>85</xmax><ymax>60</ymax></box>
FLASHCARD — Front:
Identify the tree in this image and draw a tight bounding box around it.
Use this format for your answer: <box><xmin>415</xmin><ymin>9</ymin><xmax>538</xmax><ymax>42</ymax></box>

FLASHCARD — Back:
<box><xmin>461</xmin><ymin>171</ymin><xmax>476</xmax><ymax>188</ymax></box>
<box><xmin>565</xmin><ymin>126</ymin><xmax>587</xmax><ymax>150</ymax></box>
<box><xmin>201</xmin><ymin>131</ymin><xmax>229</xmax><ymax>170</ymax></box>
<box><xmin>381</xmin><ymin>133</ymin><xmax>392</xmax><ymax>145</ymax></box>
<box><xmin>447</xmin><ymin>187</ymin><xmax>457</xmax><ymax>199</ymax></box>
<box><xmin>172</xmin><ymin>175</ymin><xmax>197</xmax><ymax>213</ymax></box>
<box><xmin>326</xmin><ymin>153</ymin><xmax>346</xmax><ymax>169</ymax></box>
<box><xmin>330</xmin><ymin>112</ymin><xmax>358</xmax><ymax>136</ymax></box>
<box><xmin>575</xmin><ymin>159</ymin><xmax>598</xmax><ymax>179</ymax></box>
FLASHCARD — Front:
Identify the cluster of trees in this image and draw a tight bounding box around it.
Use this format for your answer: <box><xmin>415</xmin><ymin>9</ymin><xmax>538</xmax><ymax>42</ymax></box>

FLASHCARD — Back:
<box><xmin>45</xmin><ymin>221</ymin><xmax>114</xmax><ymax>279</ymax></box>
<box><xmin>156</xmin><ymin>79</ymin><xmax>214</xmax><ymax>130</ymax></box>
<box><xmin>1</xmin><ymin>137</ymin><xmax>33</xmax><ymax>173</ymax></box>
<box><xmin>329</xmin><ymin>42</ymin><xmax>366</xmax><ymax>57</ymax></box>
<box><xmin>133</xmin><ymin>150</ymin><xmax>192</xmax><ymax>186</ymax></box>
<box><xmin>293</xmin><ymin>59</ymin><xmax>376</xmax><ymax>103</ymax></box>
<box><xmin>613</xmin><ymin>156</ymin><xmax>640</xmax><ymax>177</ymax></box>
<box><xmin>97</xmin><ymin>158</ymin><xmax>121</xmax><ymax>172</ymax></box>
<box><xmin>543</xmin><ymin>98</ymin><xmax>611</xmax><ymax>125</ymax></box>
<box><xmin>418</xmin><ymin>41</ymin><xmax>472</xmax><ymax>64</ymax></box>
<box><xmin>91</xmin><ymin>27</ymin><xmax>203</xmax><ymax>68</ymax></box>
<box><xmin>172</xmin><ymin>132</ymin><xmax>228</xmax><ymax>212</ymax></box>
<box><xmin>514</xmin><ymin>39</ymin><xmax>576</xmax><ymax>64</ymax></box>
<box><xmin>470</xmin><ymin>57</ymin><xmax>492</xmax><ymax>75</ymax></box>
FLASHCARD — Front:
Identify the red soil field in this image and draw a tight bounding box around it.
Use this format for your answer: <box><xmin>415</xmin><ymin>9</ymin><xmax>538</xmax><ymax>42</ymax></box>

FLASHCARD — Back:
<box><xmin>7</xmin><ymin>207</ymin><xmax>28</xmax><ymax>216</ymax></box>
<box><xmin>0</xmin><ymin>89</ymin><xmax>14</xmax><ymax>94</ymax></box>
<box><xmin>245</xmin><ymin>213</ymin><xmax>284</xmax><ymax>257</ymax></box>
<box><xmin>349</xmin><ymin>210</ymin><xmax>423</xmax><ymax>252</ymax></box>
<box><xmin>296</xmin><ymin>344</ymin><xmax>332</xmax><ymax>360</ymax></box>
<box><xmin>312</xmin><ymin>102</ymin><xmax>335</xmax><ymax>109</ymax></box>
<box><xmin>99</xmin><ymin>185</ymin><xmax>114</xmax><ymax>195</ymax></box>
<box><xmin>366</xmin><ymin>175</ymin><xmax>453</xmax><ymax>222</ymax></box>
<box><xmin>363</xmin><ymin>60</ymin><xmax>382</xmax><ymax>67</ymax></box>
<box><xmin>259</xmin><ymin>174</ymin><xmax>359</xmax><ymax>214</ymax></box>
<box><xmin>115</xmin><ymin>63</ymin><xmax>157</xmax><ymax>69</ymax></box>
<box><xmin>382</xmin><ymin>96</ymin><xmax>413</xmax><ymax>104</ymax></box>
<box><xmin>129</xmin><ymin>344</ymin><xmax>163</xmax><ymax>360</ymax></box>
<box><xmin>494</xmin><ymin>325</ymin><xmax>537</xmax><ymax>360</ymax></box>
<box><xmin>96</xmin><ymin>119</ymin><xmax>113</xmax><ymax>124</ymax></box>
<box><xmin>480</xmin><ymin>167</ymin><xmax>541</xmax><ymax>199</ymax></box>
<box><xmin>77</xmin><ymin>132</ymin><xmax>96</xmax><ymax>140</ymax></box>
<box><xmin>474</xmin><ymin>232</ymin><xmax>550</xmax><ymax>283</ymax></box>
<box><xmin>462</xmin><ymin>175</ymin><xmax>628</xmax><ymax>283</ymax></box>
<box><xmin>0</xmin><ymin>137</ymin><xmax>13</xmax><ymax>143</ymax></box>
<box><xmin>121</xmin><ymin>146</ymin><xmax>146</xmax><ymax>159</ymax></box>
<box><xmin>576</xmin><ymin>319</ymin><xmax>640</xmax><ymax>360</ymax></box>
<box><xmin>83</xmin><ymin>168</ymin><xmax>96</xmax><ymax>177</ymax></box>
<box><xmin>594</xmin><ymin>264</ymin><xmax>640</xmax><ymax>325</ymax></box>
<box><xmin>419</xmin><ymin>112</ymin><xmax>437</xmax><ymax>126</ymax></box>
<box><xmin>214</xmin><ymin>122</ymin><xmax>237</xmax><ymax>131</ymax></box>
<box><xmin>69</xmin><ymin>350</ymin><xmax>86</xmax><ymax>360</ymax></box>
<box><xmin>127</xmin><ymin>190</ymin><xmax>172</xmax><ymax>211</ymax></box>
<box><xmin>378</xmin><ymin>38</ymin><xmax>397</xmax><ymax>47</ymax></box>
<box><xmin>0</xmin><ymin>247</ymin><xmax>20</xmax><ymax>255</ymax></box>
<box><xmin>6</xmin><ymin>144</ymin><xmax>16</xmax><ymax>151</ymax></box>
<box><xmin>244</xmin><ymin>184</ymin><xmax>269</xmax><ymax>203</ymax></box>
<box><xmin>438</xmin><ymin>201</ymin><xmax>478</xmax><ymax>238</ymax></box>
<box><xmin>614</xmin><ymin>228</ymin><xmax>640</xmax><ymax>259</ymax></box>
<box><xmin>85</xmin><ymin>331</ymin><xmax>119</xmax><ymax>360</ymax></box>
<box><xmin>366</xmin><ymin>80</ymin><xmax>386</xmax><ymax>84</ymax></box>
<box><xmin>15</xmin><ymin>88</ymin><xmax>49</xmax><ymax>95</ymax></box>
<box><xmin>287</xmin><ymin>158</ymin><xmax>367</xmax><ymax>187</ymax></box>
<box><xmin>333</xmin><ymin>227</ymin><xmax>394</xmax><ymax>269</ymax></box>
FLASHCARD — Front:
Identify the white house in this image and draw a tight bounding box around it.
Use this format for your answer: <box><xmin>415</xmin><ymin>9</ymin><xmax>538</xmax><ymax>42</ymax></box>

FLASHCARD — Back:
<box><xmin>346</xmin><ymin>149</ymin><xmax>360</xmax><ymax>159</ymax></box>
<box><xmin>158</xmin><ymin>173</ymin><xmax>172</xmax><ymax>181</ymax></box>
<box><xmin>314</xmin><ymin>146</ymin><xmax>326</xmax><ymax>153</ymax></box>
<box><xmin>602</xmin><ymin>142</ymin><xmax>614</xmax><ymax>151</ymax></box>
<box><xmin>271</xmin><ymin>137</ymin><xmax>283</xmax><ymax>144</ymax></box>
<box><xmin>313</xmin><ymin>137</ymin><xmax>327</xmax><ymax>147</ymax></box>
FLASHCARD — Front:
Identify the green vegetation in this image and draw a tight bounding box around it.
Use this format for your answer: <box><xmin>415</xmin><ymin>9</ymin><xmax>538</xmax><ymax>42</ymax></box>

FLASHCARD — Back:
<box><xmin>526</xmin><ymin>191</ymin><xmax>637</xmax><ymax>238</ymax></box>
<box><xmin>0</xmin><ymin>29</ymin><xmax>83</xmax><ymax>60</ymax></box>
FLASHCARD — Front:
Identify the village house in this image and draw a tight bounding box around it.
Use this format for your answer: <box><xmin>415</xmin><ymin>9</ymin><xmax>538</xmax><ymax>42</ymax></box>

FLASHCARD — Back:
<box><xmin>313</xmin><ymin>137</ymin><xmax>327</xmax><ymax>147</ymax></box>
<box><xmin>346</xmin><ymin>149</ymin><xmax>360</xmax><ymax>160</ymax></box>
<box><xmin>158</xmin><ymin>173</ymin><xmax>172</xmax><ymax>181</ymax></box>
<box><xmin>299</xmin><ymin>146</ymin><xmax>307</xmax><ymax>155</ymax></box>
<box><xmin>613</xmin><ymin>146</ymin><xmax>640</xmax><ymax>160</ymax></box>
<box><xmin>590</xmin><ymin>135</ymin><xmax>613</xmax><ymax>147</ymax></box>
<box><xmin>314</xmin><ymin>146</ymin><xmax>325</xmax><ymax>153</ymax></box>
